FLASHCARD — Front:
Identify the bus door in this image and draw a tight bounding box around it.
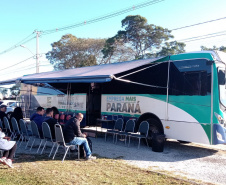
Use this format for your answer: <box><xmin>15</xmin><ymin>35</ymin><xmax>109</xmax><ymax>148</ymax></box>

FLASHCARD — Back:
<box><xmin>86</xmin><ymin>83</ymin><xmax>102</xmax><ymax>126</ymax></box>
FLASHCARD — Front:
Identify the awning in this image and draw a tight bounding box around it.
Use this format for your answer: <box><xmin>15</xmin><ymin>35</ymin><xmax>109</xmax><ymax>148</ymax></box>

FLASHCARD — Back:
<box><xmin>0</xmin><ymin>58</ymin><xmax>161</xmax><ymax>85</ymax></box>
<box><xmin>19</xmin><ymin>58</ymin><xmax>160</xmax><ymax>84</ymax></box>
<box><xmin>0</xmin><ymin>77</ymin><xmax>21</xmax><ymax>85</ymax></box>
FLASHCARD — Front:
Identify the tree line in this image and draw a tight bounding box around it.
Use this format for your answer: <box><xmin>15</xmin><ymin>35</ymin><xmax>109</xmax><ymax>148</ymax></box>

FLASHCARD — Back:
<box><xmin>46</xmin><ymin>15</ymin><xmax>224</xmax><ymax>70</ymax></box>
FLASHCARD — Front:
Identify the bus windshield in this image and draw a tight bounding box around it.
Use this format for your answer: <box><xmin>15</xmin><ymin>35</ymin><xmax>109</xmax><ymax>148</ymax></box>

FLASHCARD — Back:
<box><xmin>218</xmin><ymin>69</ymin><xmax>226</xmax><ymax>107</ymax></box>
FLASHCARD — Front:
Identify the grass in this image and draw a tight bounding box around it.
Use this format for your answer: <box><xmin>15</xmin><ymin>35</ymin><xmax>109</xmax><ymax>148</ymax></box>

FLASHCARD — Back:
<box><xmin>0</xmin><ymin>153</ymin><xmax>194</xmax><ymax>185</ymax></box>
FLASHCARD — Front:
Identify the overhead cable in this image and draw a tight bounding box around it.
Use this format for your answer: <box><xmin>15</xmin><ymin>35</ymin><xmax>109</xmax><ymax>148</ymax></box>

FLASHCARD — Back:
<box><xmin>172</xmin><ymin>16</ymin><xmax>226</xmax><ymax>31</ymax></box>
<box><xmin>0</xmin><ymin>33</ymin><xmax>36</xmax><ymax>55</ymax></box>
<box><xmin>0</xmin><ymin>56</ymin><xmax>35</xmax><ymax>72</ymax></box>
<box><xmin>42</xmin><ymin>0</ymin><xmax>164</xmax><ymax>35</ymax></box>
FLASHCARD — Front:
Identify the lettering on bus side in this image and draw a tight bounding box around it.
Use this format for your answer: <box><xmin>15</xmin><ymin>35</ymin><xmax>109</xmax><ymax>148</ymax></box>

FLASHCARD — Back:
<box><xmin>106</xmin><ymin>96</ymin><xmax>141</xmax><ymax>113</ymax></box>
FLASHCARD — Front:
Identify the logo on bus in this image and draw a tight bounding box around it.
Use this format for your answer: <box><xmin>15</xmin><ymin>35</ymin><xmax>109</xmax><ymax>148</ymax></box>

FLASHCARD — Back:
<box><xmin>106</xmin><ymin>96</ymin><xmax>141</xmax><ymax>113</ymax></box>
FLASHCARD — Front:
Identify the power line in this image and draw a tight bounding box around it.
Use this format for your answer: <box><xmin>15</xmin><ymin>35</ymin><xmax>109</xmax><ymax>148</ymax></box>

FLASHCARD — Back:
<box><xmin>0</xmin><ymin>0</ymin><xmax>163</xmax><ymax>55</ymax></box>
<box><xmin>182</xmin><ymin>33</ymin><xmax>226</xmax><ymax>43</ymax></box>
<box><xmin>0</xmin><ymin>56</ymin><xmax>35</xmax><ymax>72</ymax></box>
<box><xmin>171</xmin><ymin>16</ymin><xmax>226</xmax><ymax>31</ymax></box>
<box><xmin>178</xmin><ymin>30</ymin><xmax>226</xmax><ymax>42</ymax></box>
<box><xmin>0</xmin><ymin>33</ymin><xmax>36</xmax><ymax>55</ymax></box>
<box><xmin>0</xmin><ymin>64</ymin><xmax>53</xmax><ymax>77</ymax></box>
<box><xmin>42</xmin><ymin>0</ymin><xmax>164</xmax><ymax>35</ymax></box>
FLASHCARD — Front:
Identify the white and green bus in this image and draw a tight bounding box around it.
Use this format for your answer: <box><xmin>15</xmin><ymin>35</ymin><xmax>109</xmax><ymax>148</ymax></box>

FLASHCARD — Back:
<box><xmin>100</xmin><ymin>51</ymin><xmax>226</xmax><ymax>145</ymax></box>
<box><xmin>12</xmin><ymin>50</ymin><xmax>226</xmax><ymax>145</ymax></box>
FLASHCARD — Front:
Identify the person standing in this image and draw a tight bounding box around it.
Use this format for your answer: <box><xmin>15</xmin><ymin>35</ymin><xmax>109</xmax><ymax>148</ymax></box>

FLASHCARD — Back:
<box><xmin>30</xmin><ymin>107</ymin><xmax>45</xmax><ymax>137</ymax></box>
<box><xmin>63</xmin><ymin>113</ymin><xmax>96</xmax><ymax>160</ymax></box>
<box><xmin>43</xmin><ymin>108</ymin><xmax>58</xmax><ymax>139</ymax></box>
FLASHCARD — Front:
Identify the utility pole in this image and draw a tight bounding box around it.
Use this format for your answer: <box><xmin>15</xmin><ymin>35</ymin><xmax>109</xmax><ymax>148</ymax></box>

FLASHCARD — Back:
<box><xmin>34</xmin><ymin>30</ymin><xmax>40</xmax><ymax>73</ymax></box>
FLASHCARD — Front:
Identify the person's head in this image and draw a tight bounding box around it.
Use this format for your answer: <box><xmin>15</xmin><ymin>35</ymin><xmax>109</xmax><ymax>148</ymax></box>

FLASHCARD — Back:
<box><xmin>36</xmin><ymin>107</ymin><xmax>45</xmax><ymax>116</ymax></box>
<box><xmin>45</xmin><ymin>108</ymin><xmax>53</xmax><ymax>117</ymax></box>
<box><xmin>13</xmin><ymin>107</ymin><xmax>23</xmax><ymax>116</ymax></box>
<box><xmin>51</xmin><ymin>106</ymin><xmax>59</xmax><ymax>115</ymax></box>
<box><xmin>0</xmin><ymin>105</ymin><xmax>7</xmax><ymax>113</ymax></box>
<box><xmin>75</xmin><ymin>113</ymin><xmax>83</xmax><ymax>122</ymax></box>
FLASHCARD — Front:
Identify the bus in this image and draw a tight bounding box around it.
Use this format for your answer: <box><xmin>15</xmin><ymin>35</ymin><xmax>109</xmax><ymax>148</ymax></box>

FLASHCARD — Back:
<box><xmin>15</xmin><ymin>51</ymin><xmax>226</xmax><ymax>145</ymax></box>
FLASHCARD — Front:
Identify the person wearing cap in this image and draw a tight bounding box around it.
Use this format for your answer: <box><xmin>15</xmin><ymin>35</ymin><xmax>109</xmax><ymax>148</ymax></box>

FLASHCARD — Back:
<box><xmin>0</xmin><ymin>104</ymin><xmax>7</xmax><ymax>122</ymax></box>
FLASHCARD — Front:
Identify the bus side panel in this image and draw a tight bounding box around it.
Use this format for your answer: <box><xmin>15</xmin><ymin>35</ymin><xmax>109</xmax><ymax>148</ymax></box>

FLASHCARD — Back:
<box><xmin>101</xmin><ymin>94</ymin><xmax>167</xmax><ymax>120</ymax></box>
<box><xmin>167</xmin><ymin>95</ymin><xmax>211</xmax><ymax>144</ymax></box>
<box><xmin>101</xmin><ymin>94</ymin><xmax>211</xmax><ymax>144</ymax></box>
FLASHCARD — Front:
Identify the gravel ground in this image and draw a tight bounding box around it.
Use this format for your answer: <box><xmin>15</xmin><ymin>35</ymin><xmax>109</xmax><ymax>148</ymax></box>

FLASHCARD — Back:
<box><xmin>92</xmin><ymin>136</ymin><xmax>226</xmax><ymax>185</ymax></box>
<box><xmin>16</xmin><ymin>136</ymin><xmax>226</xmax><ymax>185</ymax></box>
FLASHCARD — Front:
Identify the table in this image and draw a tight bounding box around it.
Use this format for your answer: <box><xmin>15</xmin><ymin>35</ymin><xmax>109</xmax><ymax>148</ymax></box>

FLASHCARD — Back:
<box><xmin>96</xmin><ymin>119</ymin><xmax>114</xmax><ymax>137</ymax></box>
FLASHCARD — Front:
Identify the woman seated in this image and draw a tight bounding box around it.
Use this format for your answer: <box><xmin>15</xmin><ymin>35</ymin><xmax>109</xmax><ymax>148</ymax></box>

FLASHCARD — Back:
<box><xmin>0</xmin><ymin>128</ymin><xmax>17</xmax><ymax>168</ymax></box>
<box><xmin>51</xmin><ymin>106</ymin><xmax>60</xmax><ymax>120</ymax></box>
<box><xmin>10</xmin><ymin>107</ymin><xmax>23</xmax><ymax>129</ymax></box>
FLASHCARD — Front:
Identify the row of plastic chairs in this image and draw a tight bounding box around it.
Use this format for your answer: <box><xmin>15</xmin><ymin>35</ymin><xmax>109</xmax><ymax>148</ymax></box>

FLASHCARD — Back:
<box><xmin>29</xmin><ymin>121</ymin><xmax>80</xmax><ymax>162</ymax></box>
<box><xmin>0</xmin><ymin>118</ymin><xmax>79</xmax><ymax>162</ymax></box>
<box><xmin>105</xmin><ymin>118</ymin><xmax>149</xmax><ymax>149</ymax></box>
<box><xmin>0</xmin><ymin>117</ymin><xmax>17</xmax><ymax>139</ymax></box>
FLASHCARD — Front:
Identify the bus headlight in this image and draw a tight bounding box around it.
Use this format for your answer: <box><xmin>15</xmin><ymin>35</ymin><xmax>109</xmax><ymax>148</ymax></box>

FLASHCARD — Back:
<box><xmin>214</xmin><ymin>112</ymin><xmax>226</xmax><ymax>127</ymax></box>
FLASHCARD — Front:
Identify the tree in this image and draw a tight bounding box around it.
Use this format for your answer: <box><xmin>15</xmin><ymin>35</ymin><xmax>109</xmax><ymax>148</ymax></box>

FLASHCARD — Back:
<box><xmin>150</xmin><ymin>41</ymin><xmax>186</xmax><ymax>57</ymax></box>
<box><xmin>102</xmin><ymin>36</ymin><xmax>135</xmax><ymax>63</ymax></box>
<box><xmin>46</xmin><ymin>34</ymin><xmax>106</xmax><ymax>70</ymax></box>
<box><xmin>10</xmin><ymin>85</ymin><xmax>20</xmax><ymax>96</ymax></box>
<box><xmin>201</xmin><ymin>45</ymin><xmax>226</xmax><ymax>52</ymax></box>
<box><xmin>102</xmin><ymin>15</ymin><xmax>174</xmax><ymax>61</ymax></box>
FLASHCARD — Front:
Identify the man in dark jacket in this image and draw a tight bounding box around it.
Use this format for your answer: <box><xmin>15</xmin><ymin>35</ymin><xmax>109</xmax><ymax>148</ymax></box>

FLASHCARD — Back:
<box><xmin>43</xmin><ymin>108</ymin><xmax>57</xmax><ymax>139</ymax></box>
<box><xmin>0</xmin><ymin>105</ymin><xmax>7</xmax><ymax>122</ymax></box>
<box><xmin>63</xmin><ymin>113</ymin><xmax>96</xmax><ymax>160</ymax></box>
<box><xmin>30</xmin><ymin>107</ymin><xmax>45</xmax><ymax>137</ymax></box>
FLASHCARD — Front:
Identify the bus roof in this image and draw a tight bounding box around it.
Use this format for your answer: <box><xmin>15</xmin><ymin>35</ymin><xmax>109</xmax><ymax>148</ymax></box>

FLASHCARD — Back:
<box><xmin>168</xmin><ymin>50</ymin><xmax>226</xmax><ymax>64</ymax></box>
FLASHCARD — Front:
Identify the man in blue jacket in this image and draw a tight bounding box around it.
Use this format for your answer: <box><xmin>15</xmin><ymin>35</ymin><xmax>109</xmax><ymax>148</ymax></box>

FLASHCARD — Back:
<box><xmin>30</xmin><ymin>107</ymin><xmax>45</xmax><ymax>137</ymax></box>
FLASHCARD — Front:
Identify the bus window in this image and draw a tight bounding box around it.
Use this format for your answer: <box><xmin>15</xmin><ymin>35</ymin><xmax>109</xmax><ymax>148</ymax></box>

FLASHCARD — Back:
<box><xmin>169</xmin><ymin>59</ymin><xmax>211</xmax><ymax>96</ymax></box>
<box><xmin>218</xmin><ymin>69</ymin><xmax>226</xmax><ymax>107</ymax></box>
<box><xmin>218</xmin><ymin>69</ymin><xmax>225</xmax><ymax>85</ymax></box>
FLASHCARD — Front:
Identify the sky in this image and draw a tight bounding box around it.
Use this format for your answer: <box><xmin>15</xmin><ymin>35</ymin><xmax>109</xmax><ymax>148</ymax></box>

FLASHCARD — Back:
<box><xmin>1</xmin><ymin>0</ymin><xmax>226</xmax><ymax>82</ymax></box>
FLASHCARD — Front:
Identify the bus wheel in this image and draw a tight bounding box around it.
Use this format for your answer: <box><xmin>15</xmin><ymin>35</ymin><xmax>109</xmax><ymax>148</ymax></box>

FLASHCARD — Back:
<box><xmin>146</xmin><ymin>118</ymin><xmax>164</xmax><ymax>146</ymax></box>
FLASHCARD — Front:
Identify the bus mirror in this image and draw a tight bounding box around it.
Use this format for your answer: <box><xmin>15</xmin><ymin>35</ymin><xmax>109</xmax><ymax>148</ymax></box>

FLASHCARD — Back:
<box><xmin>218</xmin><ymin>70</ymin><xmax>225</xmax><ymax>85</ymax></box>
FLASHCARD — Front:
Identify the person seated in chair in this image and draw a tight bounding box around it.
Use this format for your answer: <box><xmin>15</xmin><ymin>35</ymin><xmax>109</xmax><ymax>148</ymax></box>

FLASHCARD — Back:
<box><xmin>0</xmin><ymin>105</ymin><xmax>7</xmax><ymax>122</ymax></box>
<box><xmin>10</xmin><ymin>107</ymin><xmax>23</xmax><ymax>129</ymax></box>
<box><xmin>30</xmin><ymin>107</ymin><xmax>45</xmax><ymax>137</ymax></box>
<box><xmin>63</xmin><ymin>113</ymin><xmax>96</xmax><ymax>160</ymax></box>
<box><xmin>0</xmin><ymin>128</ymin><xmax>17</xmax><ymax>168</ymax></box>
<box><xmin>51</xmin><ymin>106</ymin><xmax>59</xmax><ymax>121</ymax></box>
<box><xmin>43</xmin><ymin>108</ymin><xmax>58</xmax><ymax>139</ymax></box>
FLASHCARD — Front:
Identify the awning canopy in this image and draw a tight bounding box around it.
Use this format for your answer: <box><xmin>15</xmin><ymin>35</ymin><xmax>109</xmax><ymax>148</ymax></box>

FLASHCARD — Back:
<box><xmin>0</xmin><ymin>77</ymin><xmax>21</xmax><ymax>86</ymax></box>
<box><xmin>20</xmin><ymin>58</ymin><xmax>160</xmax><ymax>84</ymax></box>
<box><xmin>0</xmin><ymin>58</ymin><xmax>161</xmax><ymax>85</ymax></box>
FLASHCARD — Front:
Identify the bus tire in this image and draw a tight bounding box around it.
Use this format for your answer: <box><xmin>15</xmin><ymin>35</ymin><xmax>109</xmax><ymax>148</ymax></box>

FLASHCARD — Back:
<box><xmin>146</xmin><ymin>118</ymin><xmax>164</xmax><ymax>146</ymax></box>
